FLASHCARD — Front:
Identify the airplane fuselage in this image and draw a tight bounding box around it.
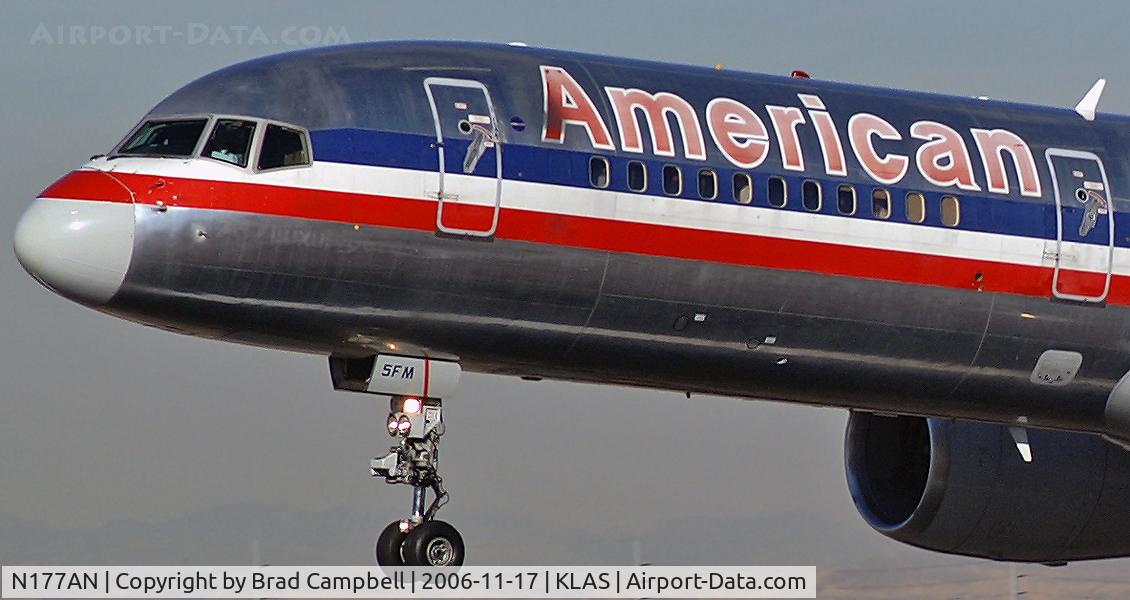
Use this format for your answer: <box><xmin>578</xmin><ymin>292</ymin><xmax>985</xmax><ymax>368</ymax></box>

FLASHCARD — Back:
<box><xmin>16</xmin><ymin>41</ymin><xmax>1130</xmax><ymax>443</ymax></box>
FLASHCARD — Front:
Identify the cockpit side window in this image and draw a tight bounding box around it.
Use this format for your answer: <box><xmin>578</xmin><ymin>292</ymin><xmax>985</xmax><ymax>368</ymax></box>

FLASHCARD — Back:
<box><xmin>202</xmin><ymin>119</ymin><xmax>256</xmax><ymax>167</ymax></box>
<box><xmin>257</xmin><ymin>124</ymin><xmax>310</xmax><ymax>170</ymax></box>
<box><xmin>117</xmin><ymin>119</ymin><xmax>208</xmax><ymax>157</ymax></box>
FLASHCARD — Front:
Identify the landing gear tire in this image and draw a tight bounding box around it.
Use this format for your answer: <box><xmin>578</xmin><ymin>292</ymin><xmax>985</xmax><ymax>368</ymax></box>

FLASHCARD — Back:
<box><xmin>375</xmin><ymin>521</ymin><xmax>408</xmax><ymax>566</ymax></box>
<box><xmin>402</xmin><ymin>521</ymin><xmax>465</xmax><ymax>567</ymax></box>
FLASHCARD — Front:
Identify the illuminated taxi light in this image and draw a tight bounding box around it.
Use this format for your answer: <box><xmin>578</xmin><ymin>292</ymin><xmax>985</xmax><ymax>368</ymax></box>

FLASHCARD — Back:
<box><xmin>403</xmin><ymin>397</ymin><xmax>423</xmax><ymax>415</ymax></box>
<box><xmin>386</xmin><ymin>416</ymin><xmax>399</xmax><ymax>435</ymax></box>
<box><xmin>397</xmin><ymin>417</ymin><xmax>412</xmax><ymax>434</ymax></box>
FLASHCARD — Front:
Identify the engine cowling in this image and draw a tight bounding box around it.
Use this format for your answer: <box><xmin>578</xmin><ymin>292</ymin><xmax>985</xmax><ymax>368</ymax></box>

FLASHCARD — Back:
<box><xmin>845</xmin><ymin>412</ymin><xmax>1130</xmax><ymax>562</ymax></box>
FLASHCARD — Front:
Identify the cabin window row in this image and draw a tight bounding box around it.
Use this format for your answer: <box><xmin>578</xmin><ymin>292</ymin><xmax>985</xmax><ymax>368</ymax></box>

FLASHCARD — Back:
<box><xmin>735</xmin><ymin>176</ymin><xmax>961</xmax><ymax>227</ymax></box>
<box><xmin>589</xmin><ymin>157</ymin><xmax>717</xmax><ymax>199</ymax></box>
<box><xmin>758</xmin><ymin>177</ymin><xmax>962</xmax><ymax>227</ymax></box>
<box><xmin>589</xmin><ymin>156</ymin><xmax>961</xmax><ymax>227</ymax></box>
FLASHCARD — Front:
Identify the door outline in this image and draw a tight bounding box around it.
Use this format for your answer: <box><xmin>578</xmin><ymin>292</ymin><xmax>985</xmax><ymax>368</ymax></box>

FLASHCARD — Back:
<box><xmin>1046</xmin><ymin>148</ymin><xmax>1114</xmax><ymax>303</ymax></box>
<box><xmin>424</xmin><ymin>77</ymin><xmax>503</xmax><ymax>238</ymax></box>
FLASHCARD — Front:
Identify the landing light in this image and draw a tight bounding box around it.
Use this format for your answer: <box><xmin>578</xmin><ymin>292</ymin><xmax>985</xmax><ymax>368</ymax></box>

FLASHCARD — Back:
<box><xmin>403</xmin><ymin>397</ymin><xmax>422</xmax><ymax>415</ymax></box>
<box><xmin>387</xmin><ymin>415</ymin><xmax>399</xmax><ymax>435</ymax></box>
<box><xmin>397</xmin><ymin>416</ymin><xmax>412</xmax><ymax>435</ymax></box>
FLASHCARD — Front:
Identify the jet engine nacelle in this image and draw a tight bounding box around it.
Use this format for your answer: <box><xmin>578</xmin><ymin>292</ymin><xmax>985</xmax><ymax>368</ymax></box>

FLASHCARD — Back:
<box><xmin>844</xmin><ymin>412</ymin><xmax>1130</xmax><ymax>563</ymax></box>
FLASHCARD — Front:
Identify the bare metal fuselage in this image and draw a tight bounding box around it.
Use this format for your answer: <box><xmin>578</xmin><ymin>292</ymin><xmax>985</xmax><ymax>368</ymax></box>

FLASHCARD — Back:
<box><xmin>18</xmin><ymin>42</ymin><xmax>1130</xmax><ymax>444</ymax></box>
<box><xmin>101</xmin><ymin>192</ymin><xmax>1119</xmax><ymax>436</ymax></box>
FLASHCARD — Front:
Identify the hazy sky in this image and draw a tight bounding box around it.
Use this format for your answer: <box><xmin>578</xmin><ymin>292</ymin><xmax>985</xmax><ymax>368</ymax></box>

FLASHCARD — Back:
<box><xmin>4</xmin><ymin>0</ymin><xmax>1130</xmax><ymax>584</ymax></box>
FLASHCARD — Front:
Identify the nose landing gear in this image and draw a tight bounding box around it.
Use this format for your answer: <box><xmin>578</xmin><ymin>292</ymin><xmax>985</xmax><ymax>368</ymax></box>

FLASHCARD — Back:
<box><xmin>370</xmin><ymin>395</ymin><xmax>464</xmax><ymax>566</ymax></box>
<box><xmin>329</xmin><ymin>353</ymin><xmax>466</xmax><ymax>567</ymax></box>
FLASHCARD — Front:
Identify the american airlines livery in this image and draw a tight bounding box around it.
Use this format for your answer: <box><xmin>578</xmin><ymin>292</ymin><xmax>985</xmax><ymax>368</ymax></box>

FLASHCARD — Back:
<box><xmin>15</xmin><ymin>41</ymin><xmax>1130</xmax><ymax>566</ymax></box>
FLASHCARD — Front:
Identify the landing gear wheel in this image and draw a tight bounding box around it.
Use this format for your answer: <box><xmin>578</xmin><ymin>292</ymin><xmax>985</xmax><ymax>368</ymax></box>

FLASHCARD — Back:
<box><xmin>402</xmin><ymin>521</ymin><xmax>465</xmax><ymax>566</ymax></box>
<box><xmin>375</xmin><ymin>521</ymin><xmax>408</xmax><ymax>566</ymax></box>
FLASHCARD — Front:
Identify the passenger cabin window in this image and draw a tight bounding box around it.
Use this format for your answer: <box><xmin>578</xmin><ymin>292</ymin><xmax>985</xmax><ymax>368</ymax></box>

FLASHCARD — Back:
<box><xmin>202</xmin><ymin>119</ymin><xmax>256</xmax><ymax>167</ymax></box>
<box><xmin>733</xmin><ymin>173</ymin><xmax>753</xmax><ymax>204</ymax></box>
<box><xmin>627</xmin><ymin>161</ymin><xmax>647</xmax><ymax>192</ymax></box>
<box><xmin>872</xmin><ymin>189</ymin><xmax>891</xmax><ymax>219</ymax></box>
<box><xmin>906</xmin><ymin>192</ymin><xmax>926</xmax><ymax>223</ymax></box>
<box><xmin>589</xmin><ymin>156</ymin><xmax>610</xmax><ymax>188</ymax></box>
<box><xmin>663</xmin><ymin>165</ymin><xmax>682</xmax><ymax>196</ymax></box>
<box><xmin>941</xmin><ymin>195</ymin><xmax>960</xmax><ymax>227</ymax></box>
<box><xmin>698</xmin><ymin>169</ymin><xmax>717</xmax><ymax>200</ymax></box>
<box><xmin>837</xmin><ymin>184</ymin><xmax>856</xmax><ymax>215</ymax></box>
<box><xmin>117</xmin><ymin>119</ymin><xmax>208</xmax><ymax>157</ymax></box>
<box><xmin>802</xmin><ymin>180</ymin><xmax>822</xmax><ymax>211</ymax></box>
<box><xmin>768</xmin><ymin>176</ymin><xmax>787</xmax><ymax>207</ymax></box>
<box><xmin>257</xmin><ymin>124</ymin><xmax>310</xmax><ymax>170</ymax></box>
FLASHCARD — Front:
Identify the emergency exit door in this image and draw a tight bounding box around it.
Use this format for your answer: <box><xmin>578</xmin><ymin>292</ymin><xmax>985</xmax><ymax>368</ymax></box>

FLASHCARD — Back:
<box><xmin>424</xmin><ymin>78</ymin><xmax>503</xmax><ymax>238</ymax></box>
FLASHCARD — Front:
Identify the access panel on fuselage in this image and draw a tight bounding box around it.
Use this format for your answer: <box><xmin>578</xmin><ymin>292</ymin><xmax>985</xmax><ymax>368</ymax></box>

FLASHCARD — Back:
<box><xmin>1046</xmin><ymin>149</ymin><xmax>1114</xmax><ymax>302</ymax></box>
<box><xmin>423</xmin><ymin>78</ymin><xmax>503</xmax><ymax>238</ymax></box>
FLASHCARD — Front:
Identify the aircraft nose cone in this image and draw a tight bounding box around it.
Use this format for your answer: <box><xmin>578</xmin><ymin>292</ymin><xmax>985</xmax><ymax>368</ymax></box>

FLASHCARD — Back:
<box><xmin>13</xmin><ymin>196</ymin><xmax>135</xmax><ymax>306</ymax></box>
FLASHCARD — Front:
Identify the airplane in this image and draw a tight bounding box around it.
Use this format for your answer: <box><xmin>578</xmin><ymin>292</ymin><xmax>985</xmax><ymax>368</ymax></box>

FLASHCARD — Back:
<box><xmin>14</xmin><ymin>40</ymin><xmax>1130</xmax><ymax>567</ymax></box>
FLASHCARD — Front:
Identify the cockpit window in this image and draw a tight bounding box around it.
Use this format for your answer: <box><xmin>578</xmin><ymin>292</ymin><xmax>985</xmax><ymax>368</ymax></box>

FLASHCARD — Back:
<box><xmin>257</xmin><ymin>124</ymin><xmax>310</xmax><ymax>170</ymax></box>
<box><xmin>202</xmin><ymin>119</ymin><xmax>256</xmax><ymax>167</ymax></box>
<box><xmin>117</xmin><ymin>119</ymin><xmax>208</xmax><ymax>157</ymax></box>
